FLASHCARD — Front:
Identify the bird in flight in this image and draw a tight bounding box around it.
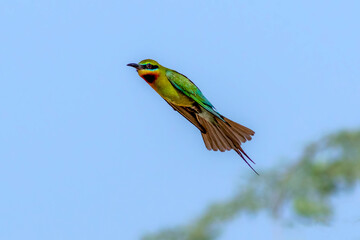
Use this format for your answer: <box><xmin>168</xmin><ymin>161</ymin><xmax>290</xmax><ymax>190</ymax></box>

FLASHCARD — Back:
<box><xmin>127</xmin><ymin>59</ymin><xmax>257</xmax><ymax>174</ymax></box>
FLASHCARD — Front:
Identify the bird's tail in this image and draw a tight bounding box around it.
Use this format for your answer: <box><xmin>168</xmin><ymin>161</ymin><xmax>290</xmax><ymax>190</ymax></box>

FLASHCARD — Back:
<box><xmin>197</xmin><ymin>116</ymin><xmax>258</xmax><ymax>174</ymax></box>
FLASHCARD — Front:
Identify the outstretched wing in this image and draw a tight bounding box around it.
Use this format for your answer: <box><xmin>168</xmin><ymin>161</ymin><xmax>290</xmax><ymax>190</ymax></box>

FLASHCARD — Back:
<box><xmin>165</xmin><ymin>69</ymin><xmax>224</xmax><ymax>121</ymax></box>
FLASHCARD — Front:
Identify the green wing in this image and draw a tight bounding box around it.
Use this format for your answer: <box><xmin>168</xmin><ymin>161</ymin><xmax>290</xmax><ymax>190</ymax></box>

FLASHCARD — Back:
<box><xmin>166</xmin><ymin>69</ymin><xmax>224</xmax><ymax>120</ymax></box>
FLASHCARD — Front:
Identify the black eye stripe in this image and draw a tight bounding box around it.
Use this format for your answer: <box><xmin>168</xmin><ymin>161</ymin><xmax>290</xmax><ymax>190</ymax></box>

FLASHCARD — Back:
<box><xmin>141</xmin><ymin>64</ymin><xmax>159</xmax><ymax>70</ymax></box>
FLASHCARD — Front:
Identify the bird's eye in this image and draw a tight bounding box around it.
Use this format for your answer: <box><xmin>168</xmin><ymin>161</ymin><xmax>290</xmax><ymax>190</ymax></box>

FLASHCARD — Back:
<box><xmin>147</xmin><ymin>64</ymin><xmax>152</xmax><ymax>69</ymax></box>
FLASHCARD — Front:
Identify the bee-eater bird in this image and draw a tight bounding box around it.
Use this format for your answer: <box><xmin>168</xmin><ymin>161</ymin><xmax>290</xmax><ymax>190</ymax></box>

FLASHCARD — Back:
<box><xmin>127</xmin><ymin>59</ymin><xmax>257</xmax><ymax>174</ymax></box>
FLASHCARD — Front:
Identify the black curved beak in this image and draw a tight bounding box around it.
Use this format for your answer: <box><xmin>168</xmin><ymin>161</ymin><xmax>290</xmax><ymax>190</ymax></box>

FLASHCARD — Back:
<box><xmin>127</xmin><ymin>63</ymin><xmax>140</xmax><ymax>69</ymax></box>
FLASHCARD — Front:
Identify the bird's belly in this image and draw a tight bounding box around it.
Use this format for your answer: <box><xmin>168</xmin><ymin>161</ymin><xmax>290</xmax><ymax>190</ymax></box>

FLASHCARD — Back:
<box><xmin>164</xmin><ymin>92</ymin><xmax>194</xmax><ymax>106</ymax></box>
<box><xmin>154</xmin><ymin>80</ymin><xmax>194</xmax><ymax>106</ymax></box>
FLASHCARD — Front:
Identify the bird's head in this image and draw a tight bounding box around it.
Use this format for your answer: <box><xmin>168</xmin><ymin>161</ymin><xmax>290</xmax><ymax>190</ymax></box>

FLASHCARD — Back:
<box><xmin>127</xmin><ymin>59</ymin><xmax>161</xmax><ymax>84</ymax></box>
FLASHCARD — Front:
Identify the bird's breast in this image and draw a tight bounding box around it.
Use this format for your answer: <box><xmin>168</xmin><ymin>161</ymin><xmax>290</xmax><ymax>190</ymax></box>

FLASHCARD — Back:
<box><xmin>150</xmin><ymin>74</ymin><xmax>194</xmax><ymax>106</ymax></box>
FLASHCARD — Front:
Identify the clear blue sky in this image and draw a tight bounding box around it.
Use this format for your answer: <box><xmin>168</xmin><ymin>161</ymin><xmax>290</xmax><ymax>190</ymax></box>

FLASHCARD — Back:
<box><xmin>1</xmin><ymin>1</ymin><xmax>359</xmax><ymax>239</ymax></box>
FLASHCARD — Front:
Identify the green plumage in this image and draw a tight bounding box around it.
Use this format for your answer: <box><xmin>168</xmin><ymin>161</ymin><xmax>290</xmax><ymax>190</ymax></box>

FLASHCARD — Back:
<box><xmin>165</xmin><ymin>70</ymin><xmax>224</xmax><ymax>120</ymax></box>
<box><xmin>127</xmin><ymin>59</ymin><xmax>257</xmax><ymax>174</ymax></box>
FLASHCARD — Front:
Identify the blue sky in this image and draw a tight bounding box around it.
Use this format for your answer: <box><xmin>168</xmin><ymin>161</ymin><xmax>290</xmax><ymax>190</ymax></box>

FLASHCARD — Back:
<box><xmin>1</xmin><ymin>1</ymin><xmax>359</xmax><ymax>239</ymax></box>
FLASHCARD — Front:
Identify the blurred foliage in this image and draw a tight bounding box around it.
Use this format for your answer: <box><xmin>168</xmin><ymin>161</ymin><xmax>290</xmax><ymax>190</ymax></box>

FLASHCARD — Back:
<box><xmin>142</xmin><ymin>130</ymin><xmax>360</xmax><ymax>240</ymax></box>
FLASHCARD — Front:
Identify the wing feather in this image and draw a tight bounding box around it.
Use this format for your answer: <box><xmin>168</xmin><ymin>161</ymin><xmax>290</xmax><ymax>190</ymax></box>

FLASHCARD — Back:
<box><xmin>164</xmin><ymin>100</ymin><xmax>206</xmax><ymax>133</ymax></box>
<box><xmin>165</xmin><ymin>69</ymin><xmax>224</xmax><ymax>120</ymax></box>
